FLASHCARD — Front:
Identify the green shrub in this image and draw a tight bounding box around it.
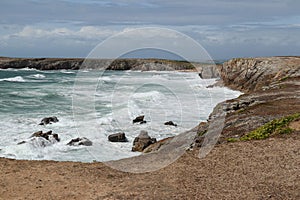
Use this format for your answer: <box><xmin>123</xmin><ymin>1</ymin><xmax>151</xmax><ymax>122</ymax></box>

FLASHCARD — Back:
<box><xmin>240</xmin><ymin>113</ymin><xmax>300</xmax><ymax>141</ymax></box>
<box><xmin>227</xmin><ymin>138</ymin><xmax>238</xmax><ymax>142</ymax></box>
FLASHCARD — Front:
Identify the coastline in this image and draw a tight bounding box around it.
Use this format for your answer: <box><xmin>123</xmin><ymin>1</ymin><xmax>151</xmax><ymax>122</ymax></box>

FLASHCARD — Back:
<box><xmin>0</xmin><ymin>56</ymin><xmax>299</xmax><ymax>199</ymax></box>
<box><xmin>0</xmin><ymin>57</ymin><xmax>220</xmax><ymax>78</ymax></box>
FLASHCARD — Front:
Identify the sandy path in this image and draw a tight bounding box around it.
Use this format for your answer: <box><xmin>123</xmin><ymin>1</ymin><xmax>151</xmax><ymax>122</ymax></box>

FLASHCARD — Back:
<box><xmin>0</xmin><ymin>134</ymin><xmax>299</xmax><ymax>200</ymax></box>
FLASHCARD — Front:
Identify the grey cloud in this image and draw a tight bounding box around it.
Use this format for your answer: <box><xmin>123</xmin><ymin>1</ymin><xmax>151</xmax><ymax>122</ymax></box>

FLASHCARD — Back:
<box><xmin>1</xmin><ymin>0</ymin><xmax>299</xmax><ymax>26</ymax></box>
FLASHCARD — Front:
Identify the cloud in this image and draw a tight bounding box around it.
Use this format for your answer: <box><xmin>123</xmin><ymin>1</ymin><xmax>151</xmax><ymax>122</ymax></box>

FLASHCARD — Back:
<box><xmin>0</xmin><ymin>0</ymin><xmax>299</xmax><ymax>58</ymax></box>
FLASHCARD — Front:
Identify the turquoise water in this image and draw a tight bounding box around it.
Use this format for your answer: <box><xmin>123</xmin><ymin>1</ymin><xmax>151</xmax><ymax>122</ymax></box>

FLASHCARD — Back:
<box><xmin>0</xmin><ymin>68</ymin><xmax>240</xmax><ymax>162</ymax></box>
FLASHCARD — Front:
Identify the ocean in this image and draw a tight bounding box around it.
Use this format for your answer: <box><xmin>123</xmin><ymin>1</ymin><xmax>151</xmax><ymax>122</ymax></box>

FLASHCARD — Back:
<box><xmin>0</xmin><ymin>68</ymin><xmax>241</xmax><ymax>162</ymax></box>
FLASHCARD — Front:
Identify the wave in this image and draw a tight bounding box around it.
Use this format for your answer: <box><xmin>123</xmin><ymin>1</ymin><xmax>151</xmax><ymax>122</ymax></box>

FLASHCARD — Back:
<box><xmin>60</xmin><ymin>70</ymin><xmax>76</xmax><ymax>74</ymax></box>
<box><xmin>28</xmin><ymin>74</ymin><xmax>46</xmax><ymax>79</ymax></box>
<box><xmin>0</xmin><ymin>76</ymin><xmax>26</xmax><ymax>82</ymax></box>
<box><xmin>131</xmin><ymin>91</ymin><xmax>165</xmax><ymax>103</ymax></box>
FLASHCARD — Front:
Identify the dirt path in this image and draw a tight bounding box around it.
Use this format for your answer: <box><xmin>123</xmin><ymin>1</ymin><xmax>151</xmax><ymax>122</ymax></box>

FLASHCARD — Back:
<box><xmin>0</xmin><ymin>135</ymin><xmax>299</xmax><ymax>200</ymax></box>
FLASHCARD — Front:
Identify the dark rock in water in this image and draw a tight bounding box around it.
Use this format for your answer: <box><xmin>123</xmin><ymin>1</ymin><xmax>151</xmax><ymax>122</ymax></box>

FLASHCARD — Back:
<box><xmin>39</xmin><ymin>116</ymin><xmax>59</xmax><ymax>125</ymax></box>
<box><xmin>132</xmin><ymin>130</ymin><xmax>157</xmax><ymax>152</ymax></box>
<box><xmin>133</xmin><ymin>115</ymin><xmax>145</xmax><ymax>124</ymax></box>
<box><xmin>17</xmin><ymin>141</ymin><xmax>26</xmax><ymax>145</ymax></box>
<box><xmin>30</xmin><ymin>130</ymin><xmax>60</xmax><ymax>142</ymax></box>
<box><xmin>140</xmin><ymin>121</ymin><xmax>147</xmax><ymax>124</ymax></box>
<box><xmin>164</xmin><ymin>121</ymin><xmax>177</xmax><ymax>127</ymax></box>
<box><xmin>18</xmin><ymin>130</ymin><xmax>60</xmax><ymax>145</ymax></box>
<box><xmin>108</xmin><ymin>132</ymin><xmax>128</xmax><ymax>142</ymax></box>
<box><xmin>67</xmin><ymin>137</ymin><xmax>92</xmax><ymax>146</ymax></box>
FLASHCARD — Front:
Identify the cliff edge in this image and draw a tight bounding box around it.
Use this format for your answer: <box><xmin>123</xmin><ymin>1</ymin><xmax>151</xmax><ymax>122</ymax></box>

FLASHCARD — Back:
<box><xmin>195</xmin><ymin>56</ymin><xmax>300</xmax><ymax>145</ymax></box>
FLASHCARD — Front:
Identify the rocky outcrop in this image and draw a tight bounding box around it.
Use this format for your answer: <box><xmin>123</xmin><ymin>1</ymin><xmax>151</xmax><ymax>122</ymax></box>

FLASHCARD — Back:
<box><xmin>132</xmin><ymin>115</ymin><xmax>146</xmax><ymax>124</ymax></box>
<box><xmin>39</xmin><ymin>116</ymin><xmax>59</xmax><ymax>125</ymax></box>
<box><xmin>132</xmin><ymin>130</ymin><xmax>157</xmax><ymax>152</ymax></box>
<box><xmin>30</xmin><ymin>130</ymin><xmax>60</xmax><ymax>142</ymax></box>
<box><xmin>219</xmin><ymin>56</ymin><xmax>300</xmax><ymax>92</ymax></box>
<box><xmin>108</xmin><ymin>133</ymin><xmax>128</xmax><ymax>142</ymax></box>
<box><xmin>164</xmin><ymin>121</ymin><xmax>177</xmax><ymax>127</ymax></box>
<box><xmin>0</xmin><ymin>57</ymin><xmax>83</xmax><ymax>70</ymax></box>
<box><xmin>0</xmin><ymin>57</ymin><xmax>220</xmax><ymax>78</ymax></box>
<box><xmin>67</xmin><ymin>137</ymin><xmax>92</xmax><ymax>146</ymax></box>
<box><xmin>194</xmin><ymin>56</ymin><xmax>300</xmax><ymax>146</ymax></box>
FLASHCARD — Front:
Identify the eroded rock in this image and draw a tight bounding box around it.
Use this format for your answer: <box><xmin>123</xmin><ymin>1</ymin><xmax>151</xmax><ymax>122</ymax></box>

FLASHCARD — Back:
<box><xmin>133</xmin><ymin>115</ymin><xmax>146</xmax><ymax>124</ymax></box>
<box><xmin>132</xmin><ymin>130</ymin><xmax>157</xmax><ymax>152</ymax></box>
<box><xmin>67</xmin><ymin>137</ymin><xmax>92</xmax><ymax>146</ymax></box>
<box><xmin>30</xmin><ymin>130</ymin><xmax>60</xmax><ymax>142</ymax></box>
<box><xmin>39</xmin><ymin>116</ymin><xmax>59</xmax><ymax>125</ymax></box>
<box><xmin>108</xmin><ymin>132</ymin><xmax>128</xmax><ymax>142</ymax></box>
<box><xmin>164</xmin><ymin>121</ymin><xmax>177</xmax><ymax>127</ymax></box>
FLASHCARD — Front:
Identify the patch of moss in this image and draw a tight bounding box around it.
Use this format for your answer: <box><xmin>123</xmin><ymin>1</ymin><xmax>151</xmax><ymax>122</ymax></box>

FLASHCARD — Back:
<box><xmin>240</xmin><ymin>113</ymin><xmax>300</xmax><ymax>141</ymax></box>
<box><xmin>227</xmin><ymin>138</ymin><xmax>238</xmax><ymax>142</ymax></box>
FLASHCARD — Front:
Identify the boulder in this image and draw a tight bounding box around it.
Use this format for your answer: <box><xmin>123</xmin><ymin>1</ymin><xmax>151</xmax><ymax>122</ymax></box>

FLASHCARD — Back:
<box><xmin>164</xmin><ymin>121</ymin><xmax>177</xmax><ymax>127</ymax></box>
<box><xmin>133</xmin><ymin>115</ymin><xmax>146</xmax><ymax>124</ymax></box>
<box><xmin>67</xmin><ymin>137</ymin><xmax>92</xmax><ymax>146</ymax></box>
<box><xmin>108</xmin><ymin>132</ymin><xmax>128</xmax><ymax>142</ymax></box>
<box><xmin>132</xmin><ymin>130</ymin><xmax>157</xmax><ymax>152</ymax></box>
<box><xmin>39</xmin><ymin>116</ymin><xmax>59</xmax><ymax>125</ymax></box>
<box><xmin>30</xmin><ymin>130</ymin><xmax>60</xmax><ymax>142</ymax></box>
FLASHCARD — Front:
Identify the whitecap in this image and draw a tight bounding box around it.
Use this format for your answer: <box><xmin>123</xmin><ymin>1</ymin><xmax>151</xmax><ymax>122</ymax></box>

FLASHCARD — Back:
<box><xmin>131</xmin><ymin>91</ymin><xmax>165</xmax><ymax>103</ymax></box>
<box><xmin>60</xmin><ymin>70</ymin><xmax>76</xmax><ymax>74</ymax></box>
<box><xmin>0</xmin><ymin>76</ymin><xmax>26</xmax><ymax>82</ymax></box>
<box><xmin>29</xmin><ymin>74</ymin><xmax>46</xmax><ymax>79</ymax></box>
<box><xmin>99</xmin><ymin>76</ymin><xmax>111</xmax><ymax>81</ymax></box>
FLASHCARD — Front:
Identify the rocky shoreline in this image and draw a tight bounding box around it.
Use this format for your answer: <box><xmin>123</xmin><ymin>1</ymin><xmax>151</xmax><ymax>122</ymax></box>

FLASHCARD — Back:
<box><xmin>0</xmin><ymin>57</ymin><xmax>220</xmax><ymax>78</ymax></box>
<box><xmin>0</xmin><ymin>56</ymin><xmax>299</xmax><ymax>199</ymax></box>
<box><xmin>194</xmin><ymin>56</ymin><xmax>300</xmax><ymax>146</ymax></box>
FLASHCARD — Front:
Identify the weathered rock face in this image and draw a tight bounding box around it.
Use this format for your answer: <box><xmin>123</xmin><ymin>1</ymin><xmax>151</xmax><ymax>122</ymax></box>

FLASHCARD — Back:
<box><xmin>67</xmin><ymin>137</ymin><xmax>92</xmax><ymax>146</ymax></box>
<box><xmin>0</xmin><ymin>57</ymin><xmax>83</xmax><ymax>70</ymax></box>
<box><xmin>219</xmin><ymin>56</ymin><xmax>300</xmax><ymax>92</ymax></box>
<box><xmin>132</xmin><ymin>130</ymin><xmax>157</xmax><ymax>152</ymax></box>
<box><xmin>195</xmin><ymin>63</ymin><xmax>220</xmax><ymax>79</ymax></box>
<box><xmin>194</xmin><ymin>56</ymin><xmax>300</xmax><ymax>146</ymax></box>
<box><xmin>108</xmin><ymin>133</ymin><xmax>128</xmax><ymax>142</ymax></box>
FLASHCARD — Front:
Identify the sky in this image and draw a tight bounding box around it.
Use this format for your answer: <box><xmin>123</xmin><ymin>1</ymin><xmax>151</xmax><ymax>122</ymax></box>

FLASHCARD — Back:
<box><xmin>0</xmin><ymin>0</ymin><xmax>299</xmax><ymax>60</ymax></box>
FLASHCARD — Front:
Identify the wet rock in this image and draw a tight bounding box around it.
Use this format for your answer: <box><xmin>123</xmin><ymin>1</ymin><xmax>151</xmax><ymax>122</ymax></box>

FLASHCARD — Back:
<box><xmin>17</xmin><ymin>141</ymin><xmax>26</xmax><ymax>145</ymax></box>
<box><xmin>67</xmin><ymin>137</ymin><xmax>92</xmax><ymax>146</ymax></box>
<box><xmin>139</xmin><ymin>121</ymin><xmax>147</xmax><ymax>124</ymax></box>
<box><xmin>133</xmin><ymin>115</ymin><xmax>145</xmax><ymax>124</ymax></box>
<box><xmin>164</xmin><ymin>121</ymin><xmax>177</xmax><ymax>127</ymax></box>
<box><xmin>108</xmin><ymin>132</ymin><xmax>128</xmax><ymax>142</ymax></box>
<box><xmin>143</xmin><ymin>137</ymin><xmax>174</xmax><ymax>153</ymax></box>
<box><xmin>30</xmin><ymin>130</ymin><xmax>60</xmax><ymax>142</ymax></box>
<box><xmin>18</xmin><ymin>130</ymin><xmax>60</xmax><ymax>145</ymax></box>
<box><xmin>132</xmin><ymin>130</ymin><xmax>157</xmax><ymax>152</ymax></box>
<box><xmin>39</xmin><ymin>116</ymin><xmax>59</xmax><ymax>125</ymax></box>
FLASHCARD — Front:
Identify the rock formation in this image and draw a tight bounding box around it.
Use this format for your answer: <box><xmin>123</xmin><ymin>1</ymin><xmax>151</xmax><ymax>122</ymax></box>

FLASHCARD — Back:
<box><xmin>39</xmin><ymin>116</ymin><xmax>59</xmax><ymax>125</ymax></box>
<box><xmin>67</xmin><ymin>137</ymin><xmax>93</xmax><ymax>146</ymax></box>
<box><xmin>108</xmin><ymin>133</ymin><xmax>128</xmax><ymax>142</ymax></box>
<box><xmin>0</xmin><ymin>57</ymin><xmax>220</xmax><ymax>78</ymax></box>
<box><xmin>30</xmin><ymin>130</ymin><xmax>60</xmax><ymax>142</ymax></box>
<box><xmin>194</xmin><ymin>56</ymin><xmax>300</xmax><ymax>145</ymax></box>
<box><xmin>132</xmin><ymin>115</ymin><xmax>146</xmax><ymax>124</ymax></box>
<box><xmin>164</xmin><ymin>121</ymin><xmax>177</xmax><ymax>127</ymax></box>
<box><xmin>132</xmin><ymin>130</ymin><xmax>157</xmax><ymax>152</ymax></box>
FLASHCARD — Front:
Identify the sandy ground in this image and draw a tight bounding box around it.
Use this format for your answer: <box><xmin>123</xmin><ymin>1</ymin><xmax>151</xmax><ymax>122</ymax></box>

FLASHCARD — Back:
<box><xmin>0</xmin><ymin>134</ymin><xmax>299</xmax><ymax>200</ymax></box>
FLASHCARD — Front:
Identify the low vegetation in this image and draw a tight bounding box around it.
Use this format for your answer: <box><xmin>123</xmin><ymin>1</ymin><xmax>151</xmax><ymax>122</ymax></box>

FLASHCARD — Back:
<box><xmin>227</xmin><ymin>113</ymin><xmax>300</xmax><ymax>142</ymax></box>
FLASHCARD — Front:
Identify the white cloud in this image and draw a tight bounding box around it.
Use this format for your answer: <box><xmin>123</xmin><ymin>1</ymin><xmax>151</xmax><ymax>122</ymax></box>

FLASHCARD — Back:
<box><xmin>8</xmin><ymin>26</ymin><xmax>118</xmax><ymax>40</ymax></box>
